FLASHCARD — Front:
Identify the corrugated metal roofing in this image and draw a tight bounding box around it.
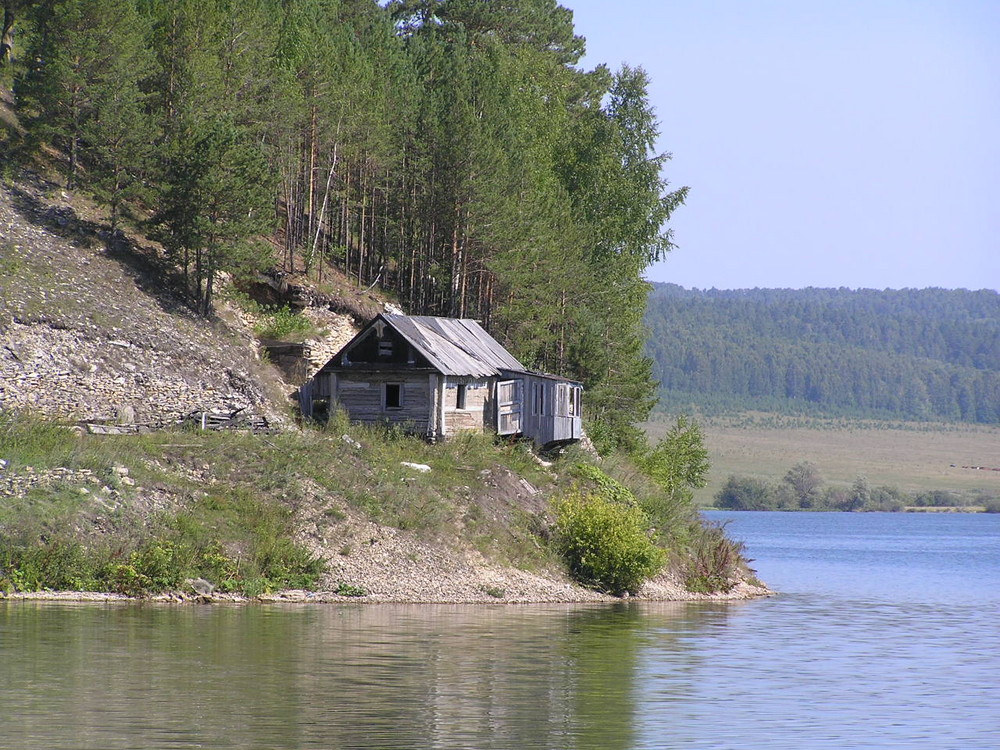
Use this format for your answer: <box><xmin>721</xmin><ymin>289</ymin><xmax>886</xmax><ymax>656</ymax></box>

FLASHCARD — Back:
<box><xmin>384</xmin><ymin>315</ymin><xmax>525</xmax><ymax>377</ymax></box>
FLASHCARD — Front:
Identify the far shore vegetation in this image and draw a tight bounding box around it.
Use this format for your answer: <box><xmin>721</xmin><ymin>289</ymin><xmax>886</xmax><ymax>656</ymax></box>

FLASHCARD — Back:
<box><xmin>645</xmin><ymin>414</ymin><xmax>1000</xmax><ymax>513</ymax></box>
<box><xmin>715</xmin><ymin>462</ymin><xmax>999</xmax><ymax>513</ymax></box>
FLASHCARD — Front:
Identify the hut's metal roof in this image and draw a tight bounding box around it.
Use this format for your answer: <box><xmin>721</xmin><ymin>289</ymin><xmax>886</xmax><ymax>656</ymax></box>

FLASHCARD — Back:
<box><xmin>383</xmin><ymin>315</ymin><xmax>525</xmax><ymax>377</ymax></box>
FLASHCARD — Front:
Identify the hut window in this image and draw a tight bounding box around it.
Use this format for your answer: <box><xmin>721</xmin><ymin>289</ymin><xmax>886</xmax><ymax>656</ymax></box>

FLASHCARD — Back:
<box><xmin>384</xmin><ymin>383</ymin><xmax>403</xmax><ymax>409</ymax></box>
<box><xmin>570</xmin><ymin>386</ymin><xmax>581</xmax><ymax>416</ymax></box>
<box><xmin>378</xmin><ymin>339</ymin><xmax>393</xmax><ymax>357</ymax></box>
<box><xmin>533</xmin><ymin>382</ymin><xmax>545</xmax><ymax>416</ymax></box>
<box><xmin>456</xmin><ymin>384</ymin><xmax>467</xmax><ymax>410</ymax></box>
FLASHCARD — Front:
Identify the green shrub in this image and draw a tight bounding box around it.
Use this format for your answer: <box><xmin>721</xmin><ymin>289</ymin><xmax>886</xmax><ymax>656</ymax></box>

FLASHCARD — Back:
<box><xmin>570</xmin><ymin>463</ymin><xmax>638</xmax><ymax>506</ymax></box>
<box><xmin>682</xmin><ymin>520</ymin><xmax>745</xmax><ymax>593</ymax></box>
<box><xmin>554</xmin><ymin>490</ymin><xmax>665</xmax><ymax>596</ymax></box>
<box><xmin>0</xmin><ymin>538</ymin><xmax>99</xmax><ymax>592</ymax></box>
<box><xmin>334</xmin><ymin>582</ymin><xmax>368</xmax><ymax>597</ymax></box>
<box><xmin>252</xmin><ymin>305</ymin><xmax>315</xmax><ymax>340</ymax></box>
<box><xmin>635</xmin><ymin>415</ymin><xmax>709</xmax><ymax>501</ymax></box>
<box><xmin>983</xmin><ymin>498</ymin><xmax>1000</xmax><ymax>514</ymax></box>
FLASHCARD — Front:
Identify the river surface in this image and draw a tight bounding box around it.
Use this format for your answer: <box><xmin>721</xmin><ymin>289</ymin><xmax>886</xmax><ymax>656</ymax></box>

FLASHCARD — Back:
<box><xmin>2</xmin><ymin>511</ymin><xmax>998</xmax><ymax>749</ymax></box>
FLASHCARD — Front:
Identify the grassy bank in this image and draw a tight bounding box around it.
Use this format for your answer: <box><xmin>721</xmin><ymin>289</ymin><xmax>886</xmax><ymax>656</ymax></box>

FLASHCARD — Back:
<box><xmin>1</xmin><ymin>411</ymin><xmax>755</xmax><ymax>599</ymax></box>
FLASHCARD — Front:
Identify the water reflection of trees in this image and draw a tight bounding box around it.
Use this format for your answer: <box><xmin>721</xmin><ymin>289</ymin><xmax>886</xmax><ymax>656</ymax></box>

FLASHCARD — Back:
<box><xmin>1</xmin><ymin>601</ymin><xmax>741</xmax><ymax>749</ymax></box>
<box><xmin>1</xmin><ymin>604</ymin><xmax>315</xmax><ymax>748</ymax></box>
<box><xmin>295</xmin><ymin>603</ymin><xmax>735</xmax><ymax>750</ymax></box>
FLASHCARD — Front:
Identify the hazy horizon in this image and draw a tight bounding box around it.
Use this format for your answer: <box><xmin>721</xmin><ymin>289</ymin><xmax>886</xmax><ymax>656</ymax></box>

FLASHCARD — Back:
<box><xmin>567</xmin><ymin>0</ymin><xmax>999</xmax><ymax>293</ymax></box>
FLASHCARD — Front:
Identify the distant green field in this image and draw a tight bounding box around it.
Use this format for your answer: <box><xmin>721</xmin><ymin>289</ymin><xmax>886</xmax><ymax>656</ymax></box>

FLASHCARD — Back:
<box><xmin>644</xmin><ymin>415</ymin><xmax>1000</xmax><ymax>507</ymax></box>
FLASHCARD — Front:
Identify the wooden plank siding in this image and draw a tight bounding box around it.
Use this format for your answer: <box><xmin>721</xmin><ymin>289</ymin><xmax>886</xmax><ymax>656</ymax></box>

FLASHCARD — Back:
<box><xmin>333</xmin><ymin>371</ymin><xmax>434</xmax><ymax>435</ymax></box>
<box><xmin>516</xmin><ymin>373</ymin><xmax>583</xmax><ymax>448</ymax></box>
<box><xmin>496</xmin><ymin>379</ymin><xmax>522</xmax><ymax>436</ymax></box>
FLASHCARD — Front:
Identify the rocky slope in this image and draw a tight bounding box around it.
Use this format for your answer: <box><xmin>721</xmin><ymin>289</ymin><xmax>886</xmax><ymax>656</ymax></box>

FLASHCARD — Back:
<box><xmin>0</xmin><ymin>173</ymin><xmax>286</xmax><ymax>424</ymax></box>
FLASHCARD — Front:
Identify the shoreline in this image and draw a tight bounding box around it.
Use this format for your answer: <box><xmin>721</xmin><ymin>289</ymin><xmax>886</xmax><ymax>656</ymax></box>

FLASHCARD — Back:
<box><xmin>0</xmin><ymin>576</ymin><xmax>774</xmax><ymax>606</ymax></box>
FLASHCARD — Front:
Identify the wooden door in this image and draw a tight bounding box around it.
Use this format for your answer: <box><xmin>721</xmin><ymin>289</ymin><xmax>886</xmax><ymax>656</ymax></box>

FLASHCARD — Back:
<box><xmin>496</xmin><ymin>379</ymin><xmax>522</xmax><ymax>435</ymax></box>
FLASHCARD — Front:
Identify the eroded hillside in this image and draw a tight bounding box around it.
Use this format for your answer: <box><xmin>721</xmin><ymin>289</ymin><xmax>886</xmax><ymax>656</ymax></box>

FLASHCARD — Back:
<box><xmin>0</xmin><ymin>173</ymin><xmax>285</xmax><ymax>424</ymax></box>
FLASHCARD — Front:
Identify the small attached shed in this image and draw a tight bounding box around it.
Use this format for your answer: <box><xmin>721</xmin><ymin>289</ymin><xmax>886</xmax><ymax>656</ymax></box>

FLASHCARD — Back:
<box><xmin>299</xmin><ymin>314</ymin><xmax>583</xmax><ymax>449</ymax></box>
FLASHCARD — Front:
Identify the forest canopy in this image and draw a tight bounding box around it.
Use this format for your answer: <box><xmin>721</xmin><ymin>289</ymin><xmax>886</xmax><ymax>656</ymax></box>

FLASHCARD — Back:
<box><xmin>1</xmin><ymin>0</ymin><xmax>688</xmax><ymax>452</ymax></box>
<box><xmin>646</xmin><ymin>284</ymin><xmax>1000</xmax><ymax>424</ymax></box>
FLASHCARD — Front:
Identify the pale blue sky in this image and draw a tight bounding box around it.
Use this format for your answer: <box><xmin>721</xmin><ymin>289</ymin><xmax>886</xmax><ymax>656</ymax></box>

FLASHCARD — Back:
<box><xmin>566</xmin><ymin>0</ymin><xmax>999</xmax><ymax>291</ymax></box>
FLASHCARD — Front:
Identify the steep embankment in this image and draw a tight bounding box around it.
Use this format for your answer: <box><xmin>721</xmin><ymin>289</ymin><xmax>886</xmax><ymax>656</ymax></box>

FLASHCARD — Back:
<box><xmin>0</xmin><ymin>174</ymin><xmax>282</xmax><ymax>424</ymax></box>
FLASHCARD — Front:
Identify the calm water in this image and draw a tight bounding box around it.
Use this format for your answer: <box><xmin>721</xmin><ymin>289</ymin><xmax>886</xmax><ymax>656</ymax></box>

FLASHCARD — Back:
<box><xmin>1</xmin><ymin>512</ymin><xmax>998</xmax><ymax>749</ymax></box>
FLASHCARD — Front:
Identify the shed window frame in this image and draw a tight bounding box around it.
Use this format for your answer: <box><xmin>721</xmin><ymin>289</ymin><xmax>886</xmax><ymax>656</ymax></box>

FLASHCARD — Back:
<box><xmin>384</xmin><ymin>382</ymin><xmax>403</xmax><ymax>410</ymax></box>
<box><xmin>533</xmin><ymin>382</ymin><xmax>545</xmax><ymax>416</ymax></box>
<box><xmin>456</xmin><ymin>383</ymin><xmax>467</xmax><ymax>410</ymax></box>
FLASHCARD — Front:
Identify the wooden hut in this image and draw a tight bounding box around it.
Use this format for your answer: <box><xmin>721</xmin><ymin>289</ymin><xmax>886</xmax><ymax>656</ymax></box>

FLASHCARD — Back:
<box><xmin>299</xmin><ymin>314</ymin><xmax>583</xmax><ymax>449</ymax></box>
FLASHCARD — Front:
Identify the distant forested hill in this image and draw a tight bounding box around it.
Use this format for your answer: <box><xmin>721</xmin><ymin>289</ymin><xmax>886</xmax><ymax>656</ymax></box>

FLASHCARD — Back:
<box><xmin>645</xmin><ymin>285</ymin><xmax>1000</xmax><ymax>423</ymax></box>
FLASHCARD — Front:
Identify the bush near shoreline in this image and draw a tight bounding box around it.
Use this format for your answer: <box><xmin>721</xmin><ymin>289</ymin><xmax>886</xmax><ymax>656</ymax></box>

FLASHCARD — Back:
<box><xmin>0</xmin><ymin>411</ymin><xmax>760</xmax><ymax>601</ymax></box>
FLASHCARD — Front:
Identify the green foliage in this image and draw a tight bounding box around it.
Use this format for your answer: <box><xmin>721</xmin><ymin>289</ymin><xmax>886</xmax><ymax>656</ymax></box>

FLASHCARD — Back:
<box><xmin>783</xmin><ymin>461</ymin><xmax>822</xmax><ymax>508</ymax></box>
<box><xmin>636</xmin><ymin>415</ymin><xmax>708</xmax><ymax>503</ymax></box>
<box><xmin>682</xmin><ymin>520</ymin><xmax>745</xmax><ymax>594</ymax></box>
<box><xmin>0</xmin><ymin>508</ymin><xmax>323</xmax><ymax>596</ymax></box>
<box><xmin>570</xmin><ymin>463</ymin><xmax>638</xmax><ymax>507</ymax></box>
<box><xmin>554</xmin><ymin>489</ymin><xmax>665</xmax><ymax>596</ymax></box>
<box><xmin>646</xmin><ymin>285</ymin><xmax>1000</xmax><ymax>424</ymax></box>
<box><xmin>334</xmin><ymin>582</ymin><xmax>368</xmax><ymax>597</ymax></box>
<box><xmin>715</xmin><ymin>475</ymin><xmax>775</xmax><ymax>511</ymax></box>
<box><xmin>151</xmin><ymin>114</ymin><xmax>274</xmax><ymax>314</ymax></box>
<box><xmin>249</xmin><ymin>304</ymin><xmax>316</xmax><ymax>341</ymax></box>
<box><xmin>714</xmin><ymin>464</ymin><xmax>970</xmax><ymax>512</ymax></box>
<box><xmin>480</xmin><ymin>584</ymin><xmax>506</xmax><ymax>599</ymax></box>
<box><xmin>0</xmin><ymin>538</ymin><xmax>97</xmax><ymax>592</ymax></box>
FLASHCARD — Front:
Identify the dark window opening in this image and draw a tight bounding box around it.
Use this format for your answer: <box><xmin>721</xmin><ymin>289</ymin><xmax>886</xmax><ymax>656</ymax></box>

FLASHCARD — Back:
<box><xmin>534</xmin><ymin>383</ymin><xmax>545</xmax><ymax>416</ymax></box>
<box><xmin>312</xmin><ymin>398</ymin><xmax>330</xmax><ymax>423</ymax></box>
<box><xmin>456</xmin><ymin>384</ymin><xmax>467</xmax><ymax>410</ymax></box>
<box><xmin>385</xmin><ymin>383</ymin><xmax>402</xmax><ymax>409</ymax></box>
<box><xmin>378</xmin><ymin>339</ymin><xmax>393</xmax><ymax>357</ymax></box>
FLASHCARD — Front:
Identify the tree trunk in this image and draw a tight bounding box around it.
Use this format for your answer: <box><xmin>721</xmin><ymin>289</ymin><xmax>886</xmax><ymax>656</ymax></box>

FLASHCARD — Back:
<box><xmin>1</xmin><ymin>3</ymin><xmax>16</xmax><ymax>66</ymax></box>
<box><xmin>306</xmin><ymin>104</ymin><xmax>317</xmax><ymax>257</ymax></box>
<box><xmin>358</xmin><ymin>164</ymin><xmax>367</xmax><ymax>285</ymax></box>
<box><xmin>309</xmin><ymin>144</ymin><xmax>338</xmax><ymax>275</ymax></box>
<box><xmin>449</xmin><ymin>222</ymin><xmax>460</xmax><ymax>317</ymax></box>
<box><xmin>67</xmin><ymin>80</ymin><xmax>81</xmax><ymax>189</ymax></box>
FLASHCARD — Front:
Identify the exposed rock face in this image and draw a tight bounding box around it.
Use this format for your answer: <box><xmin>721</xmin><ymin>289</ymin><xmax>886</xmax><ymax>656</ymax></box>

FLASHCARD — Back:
<box><xmin>300</xmin><ymin>307</ymin><xmax>356</xmax><ymax>374</ymax></box>
<box><xmin>0</xmin><ymin>174</ymin><xmax>282</xmax><ymax>423</ymax></box>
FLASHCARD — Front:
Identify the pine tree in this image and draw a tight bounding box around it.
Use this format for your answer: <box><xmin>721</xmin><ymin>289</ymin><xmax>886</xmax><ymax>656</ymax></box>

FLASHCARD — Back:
<box><xmin>152</xmin><ymin>115</ymin><xmax>273</xmax><ymax>314</ymax></box>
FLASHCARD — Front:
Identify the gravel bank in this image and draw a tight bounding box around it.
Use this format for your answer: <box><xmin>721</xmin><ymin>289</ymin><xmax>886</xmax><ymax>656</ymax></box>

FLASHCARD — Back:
<box><xmin>0</xmin><ymin>518</ymin><xmax>772</xmax><ymax>606</ymax></box>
